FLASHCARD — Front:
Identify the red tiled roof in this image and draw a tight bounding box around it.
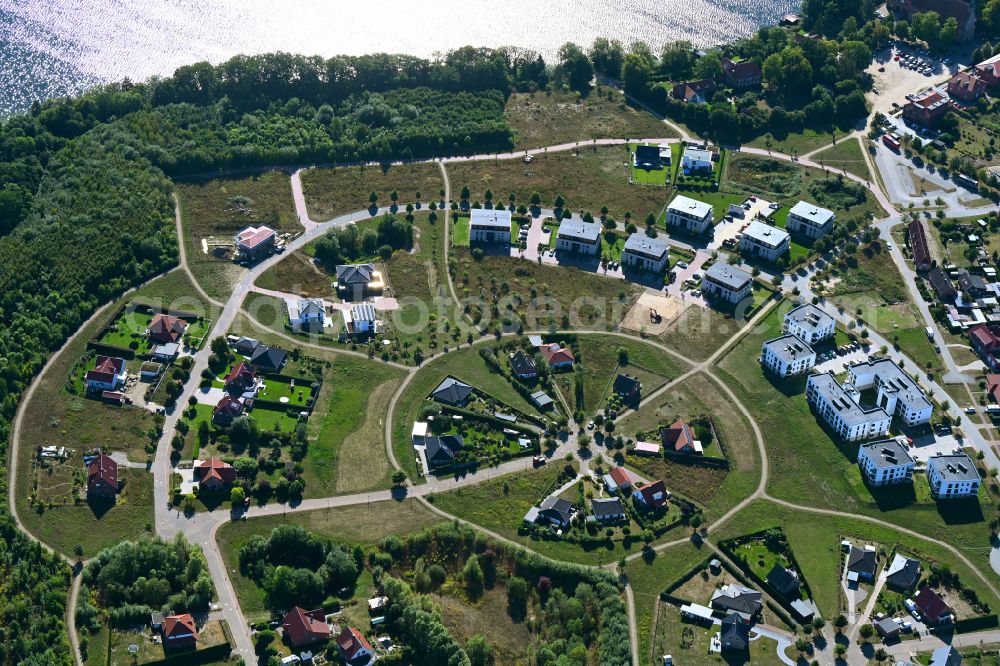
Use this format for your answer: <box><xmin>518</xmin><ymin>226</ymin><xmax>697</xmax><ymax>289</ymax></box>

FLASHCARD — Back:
<box><xmin>163</xmin><ymin>614</ymin><xmax>198</xmax><ymax>641</ymax></box>
<box><xmin>87</xmin><ymin>454</ymin><xmax>118</xmax><ymax>493</ymax></box>
<box><xmin>540</xmin><ymin>343</ymin><xmax>575</xmax><ymax>366</ymax></box>
<box><xmin>283</xmin><ymin>607</ymin><xmax>331</xmax><ymax>647</ymax></box>
<box><xmin>948</xmin><ymin>71</ymin><xmax>986</xmax><ymax>98</ymax></box>
<box><xmin>915</xmin><ymin>586</ymin><xmax>952</xmax><ymax>622</ymax></box>
<box><xmin>609</xmin><ymin>467</ymin><xmax>632</xmax><ymax>487</ymax></box>
<box><xmin>224</xmin><ymin>361</ymin><xmax>256</xmax><ymax>389</ymax></box>
<box><xmin>86</xmin><ymin>355</ymin><xmax>126</xmax><ymax>385</ymax></box>
<box><xmin>237</xmin><ymin>226</ymin><xmax>276</xmax><ymax>249</ymax></box>
<box><xmin>970</xmin><ymin>324</ymin><xmax>1000</xmax><ymax>350</ymax></box>
<box><xmin>148</xmin><ymin>314</ymin><xmax>187</xmax><ymax>343</ymax></box>
<box><xmin>197</xmin><ymin>457</ymin><xmax>236</xmax><ymax>486</ymax></box>
<box><xmin>336</xmin><ymin>626</ymin><xmax>373</xmax><ymax>661</ymax></box>
<box><xmin>661</xmin><ymin>419</ymin><xmax>696</xmax><ymax>452</ymax></box>
<box><xmin>213</xmin><ymin>395</ymin><xmax>245</xmax><ymax>418</ymax></box>
<box><xmin>908</xmin><ymin>219</ymin><xmax>931</xmax><ymax>269</ymax></box>
<box><xmin>635</xmin><ymin>480</ymin><xmax>668</xmax><ymax>508</ymax></box>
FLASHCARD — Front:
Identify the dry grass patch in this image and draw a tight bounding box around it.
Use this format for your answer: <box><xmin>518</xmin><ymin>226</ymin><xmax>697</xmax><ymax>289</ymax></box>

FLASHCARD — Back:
<box><xmin>334</xmin><ymin>379</ymin><xmax>402</xmax><ymax>493</ymax></box>
<box><xmin>254</xmin><ymin>250</ymin><xmax>331</xmax><ymax>297</ymax></box>
<box><xmin>300</xmin><ymin>162</ymin><xmax>443</xmax><ymax>220</ymax></box>
<box><xmin>506</xmin><ymin>88</ymin><xmax>673</xmax><ymax>150</ymax></box>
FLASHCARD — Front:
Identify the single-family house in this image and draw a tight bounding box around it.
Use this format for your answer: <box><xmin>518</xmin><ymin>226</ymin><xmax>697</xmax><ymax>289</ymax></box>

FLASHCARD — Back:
<box><xmin>766</xmin><ymin>564</ymin><xmax>801</xmax><ymax>600</ymax></box>
<box><xmin>760</xmin><ymin>334</ymin><xmax>815</xmax><ymax>378</ymax></box>
<box><xmin>739</xmin><ymin>221</ymin><xmax>790</xmax><ymax>262</ymax></box>
<box><xmin>147</xmin><ymin>314</ymin><xmax>187</xmax><ymax>344</ymax></box>
<box><xmin>665</xmin><ymin>194</ymin><xmax>714</xmax><ymax>234</ymax></box>
<box><xmin>87</xmin><ymin>454</ymin><xmax>119</xmax><ymax>499</ymax></box>
<box><xmin>613</xmin><ymin>373</ymin><xmax>641</xmax><ymax>403</ymax></box>
<box><xmin>195</xmin><ymin>457</ymin><xmax>237</xmax><ymax>491</ymax></box>
<box><xmin>537</xmin><ymin>496</ymin><xmax>574</xmax><ymax>527</ymax></box>
<box><xmin>430</xmin><ymin>377</ymin><xmax>474</xmax><ymax>406</ymax></box>
<box><xmin>927</xmin><ymin>453</ymin><xmax>980</xmax><ymax>499</ymax></box>
<box><xmin>783</xmin><ymin>304</ymin><xmax>835</xmax><ymax>345</ymax></box>
<box><xmin>233</xmin><ymin>336</ymin><xmax>260</xmax><ymax>356</ymax></box>
<box><xmin>702</xmin><ymin>263</ymin><xmax>753</xmax><ymax>304</ymax></box>
<box><xmin>288</xmin><ymin>298</ymin><xmax>326</xmax><ymax>330</ymax></box>
<box><xmin>86</xmin><ymin>356</ymin><xmax>127</xmax><ymax>392</ymax></box>
<box><xmin>336</xmin><ymin>263</ymin><xmax>384</xmax><ymax>300</ymax></box>
<box><xmin>162</xmin><ymin>613</ymin><xmax>198</xmax><ymax>650</ymax></box>
<box><xmin>590</xmin><ymin>497</ymin><xmax>626</xmax><ymax>523</ymax></box>
<box><xmin>633</xmin><ymin>145</ymin><xmax>662</xmax><ymax>170</ymax></box>
<box><xmin>915</xmin><ymin>586</ymin><xmax>954</xmax><ymax>625</ymax></box>
<box><xmin>929</xmin><ymin>645</ymin><xmax>964</xmax><ymax>666</ymax></box>
<box><xmin>224</xmin><ymin>361</ymin><xmax>258</xmax><ymax>397</ymax></box>
<box><xmin>621</xmin><ymin>233</ymin><xmax>670</xmax><ymax>273</ymax></box>
<box><xmin>957</xmin><ymin>269</ymin><xmax>990</xmax><ymax>299</ymax></box>
<box><xmin>234</xmin><ymin>225</ymin><xmax>276</xmax><ymax>261</ymax></box>
<box><xmin>342</xmin><ymin>303</ymin><xmax>377</xmax><ymax>338</ymax></box>
<box><xmin>213</xmin><ymin>395</ymin><xmax>246</xmax><ymax>427</ymax></box>
<box><xmin>249</xmin><ymin>345</ymin><xmax>287</xmax><ymax>373</ymax></box>
<box><xmin>857</xmin><ymin>439</ymin><xmax>915</xmax><ymax>487</ymax></box>
<box><xmin>720</xmin><ymin>612</ymin><xmax>751</xmax><ymax>652</ymax></box>
<box><xmin>721</xmin><ymin>58</ymin><xmax>762</xmax><ymax>88</ymax></box>
<box><xmin>681</xmin><ymin>146</ymin><xmax>714</xmax><ymax>173</ymax></box>
<box><xmin>509</xmin><ymin>350</ymin><xmax>538</xmax><ymax>380</ymax></box>
<box><xmin>711</xmin><ymin>584</ymin><xmax>763</xmax><ymax>619</ymax></box>
<box><xmin>424</xmin><ymin>434</ymin><xmax>464</xmax><ymax>469</ymax></box>
<box><xmin>283</xmin><ymin>607</ymin><xmax>331</xmax><ymax>647</ymax></box>
<box><xmin>846</xmin><ymin>544</ymin><xmax>877</xmax><ymax>582</ymax></box>
<box><xmin>977</xmin><ymin>53</ymin><xmax>1000</xmax><ymax>88</ymax></box>
<box><xmin>469</xmin><ymin>208</ymin><xmax>512</xmax><ymax>245</ymax></box>
<box><xmin>885</xmin><ymin>554</ymin><xmax>921</xmax><ymax>590</ymax></box>
<box><xmin>556</xmin><ymin>220</ymin><xmax>602</xmax><ymax>255</ymax></box>
<box><xmin>970</xmin><ymin>323</ymin><xmax>1000</xmax><ymax>369</ymax></box>
<box><xmin>929</xmin><ymin>267</ymin><xmax>957</xmax><ymax>303</ymax></box>
<box><xmin>632</xmin><ymin>480</ymin><xmax>669</xmax><ymax>510</ymax></box>
<box><xmin>786</xmin><ymin>201</ymin><xmax>835</xmax><ymax>240</ymax></box>
<box><xmin>335</xmin><ymin>626</ymin><xmax>374</xmax><ymax>665</ymax></box>
<box><xmin>660</xmin><ymin>419</ymin><xmax>702</xmax><ymax>455</ymax></box>
<box><xmin>539</xmin><ymin>343</ymin><xmax>575</xmax><ymax>369</ymax></box>
<box><xmin>672</xmin><ymin>79</ymin><xmax>716</xmax><ymax>103</ymax></box>
<box><xmin>604</xmin><ymin>466</ymin><xmax>633</xmax><ymax>493</ymax></box>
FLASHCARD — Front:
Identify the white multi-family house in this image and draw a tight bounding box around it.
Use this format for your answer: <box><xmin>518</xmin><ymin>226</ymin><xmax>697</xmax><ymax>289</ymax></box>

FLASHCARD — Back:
<box><xmin>805</xmin><ymin>372</ymin><xmax>892</xmax><ymax>442</ymax></box>
<box><xmin>556</xmin><ymin>220</ymin><xmax>602</xmax><ymax>255</ymax></box>
<box><xmin>739</xmin><ymin>221</ymin><xmax>790</xmax><ymax>262</ymax></box>
<box><xmin>927</xmin><ymin>453</ymin><xmax>980</xmax><ymax>499</ymax></box>
<box><xmin>664</xmin><ymin>195</ymin><xmax>713</xmax><ymax>234</ymax></box>
<box><xmin>760</xmin><ymin>335</ymin><xmax>815</xmax><ymax>377</ymax></box>
<box><xmin>702</xmin><ymin>263</ymin><xmax>752</xmax><ymax>304</ymax></box>
<box><xmin>621</xmin><ymin>233</ymin><xmax>669</xmax><ymax>273</ymax></box>
<box><xmin>857</xmin><ymin>439</ymin><xmax>915</xmax><ymax>486</ymax></box>
<box><xmin>469</xmin><ymin>208</ymin><xmax>512</xmax><ymax>244</ymax></box>
<box><xmin>786</xmin><ymin>201</ymin><xmax>835</xmax><ymax>239</ymax></box>
<box><xmin>847</xmin><ymin>359</ymin><xmax>933</xmax><ymax>427</ymax></box>
<box><xmin>783</xmin><ymin>304</ymin><xmax>835</xmax><ymax>345</ymax></box>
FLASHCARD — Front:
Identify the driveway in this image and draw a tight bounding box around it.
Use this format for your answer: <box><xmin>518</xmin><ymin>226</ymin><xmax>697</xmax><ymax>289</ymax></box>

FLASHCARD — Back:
<box><xmin>193</xmin><ymin>386</ymin><xmax>225</xmax><ymax>406</ymax></box>
<box><xmin>665</xmin><ymin>251</ymin><xmax>709</xmax><ymax>306</ymax></box>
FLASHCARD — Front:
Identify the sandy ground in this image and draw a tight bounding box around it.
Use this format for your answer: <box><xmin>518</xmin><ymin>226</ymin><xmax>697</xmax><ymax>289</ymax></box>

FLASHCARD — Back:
<box><xmin>620</xmin><ymin>290</ymin><xmax>688</xmax><ymax>335</ymax></box>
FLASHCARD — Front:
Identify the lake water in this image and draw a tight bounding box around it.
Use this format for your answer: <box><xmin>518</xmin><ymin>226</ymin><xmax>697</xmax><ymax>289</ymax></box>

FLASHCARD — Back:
<box><xmin>0</xmin><ymin>0</ymin><xmax>799</xmax><ymax>118</ymax></box>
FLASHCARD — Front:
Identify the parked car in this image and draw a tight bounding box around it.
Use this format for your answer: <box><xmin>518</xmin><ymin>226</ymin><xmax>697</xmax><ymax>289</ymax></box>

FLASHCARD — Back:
<box><xmin>677</xmin><ymin>261</ymin><xmax>689</xmax><ymax>269</ymax></box>
<box><xmin>965</xmin><ymin>406</ymin><xmax>977</xmax><ymax>414</ymax></box>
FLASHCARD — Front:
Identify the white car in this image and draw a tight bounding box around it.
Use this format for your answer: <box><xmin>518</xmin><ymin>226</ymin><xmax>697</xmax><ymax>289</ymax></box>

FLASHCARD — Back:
<box><xmin>676</xmin><ymin>261</ymin><xmax>689</xmax><ymax>269</ymax></box>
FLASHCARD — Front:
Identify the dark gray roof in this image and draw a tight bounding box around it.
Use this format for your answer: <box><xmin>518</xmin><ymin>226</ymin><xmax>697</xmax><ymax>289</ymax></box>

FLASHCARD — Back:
<box><xmin>929</xmin><ymin>645</ymin><xmax>962</xmax><ymax>666</ymax></box>
<box><xmin>847</xmin><ymin>546</ymin><xmax>877</xmax><ymax>576</ymax></box>
<box><xmin>234</xmin><ymin>337</ymin><xmax>260</xmax><ymax>355</ymax></box>
<box><xmin>622</xmin><ymin>233</ymin><xmax>669</xmax><ymax>258</ymax></box>
<box><xmin>762</xmin><ymin>335</ymin><xmax>813</xmax><ymax>364</ymax></box>
<box><xmin>430</xmin><ymin>377</ymin><xmax>474</xmax><ymax>406</ymax></box>
<box><xmin>928</xmin><ymin>453</ymin><xmax>979</xmax><ymax>482</ymax></box>
<box><xmin>509</xmin><ymin>350</ymin><xmax>537</xmax><ymax>377</ymax></box>
<box><xmin>711</xmin><ymin>585</ymin><xmax>762</xmax><ymax>617</ymax></box>
<box><xmin>784</xmin><ymin>304</ymin><xmax>834</xmax><ymax>334</ymax></box>
<box><xmin>766</xmin><ymin>564</ymin><xmax>801</xmax><ymax>600</ymax></box>
<box><xmin>336</xmin><ymin>263</ymin><xmax>375</xmax><ymax>285</ymax></box>
<box><xmin>530</xmin><ymin>390</ymin><xmax>554</xmax><ymax>408</ymax></box>
<box><xmin>876</xmin><ymin>617</ymin><xmax>901</xmax><ymax>636</ymax></box>
<box><xmin>704</xmin><ymin>262</ymin><xmax>752</xmax><ymax>291</ymax></box>
<box><xmin>613</xmin><ymin>373</ymin><xmax>641</xmax><ymax>397</ymax></box>
<box><xmin>720</xmin><ymin>612</ymin><xmax>750</xmax><ymax>652</ymax></box>
<box><xmin>249</xmin><ymin>345</ymin><xmax>287</xmax><ymax>372</ymax></box>
<box><xmin>539</xmin><ymin>496</ymin><xmax>574</xmax><ymax>524</ymax></box>
<box><xmin>557</xmin><ymin>220</ymin><xmax>601</xmax><ymax>243</ymax></box>
<box><xmin>859</xmin><ymin>439</ymin><xmax>915</xmax><ymax>470</ymax></box>
<box><xmin>590</xmin><ymin>497</ymin><xmax>625</xmax><ymax>519</ymax></box>
<box><xmin>424</xmin><ymin>434</ymin><xmax>463</xmax><ymax>468</ymax></box>
<box><xmin>885</xmin><ymin>554</ymin><xmax>921</xmax><ymax>590</ymax></box>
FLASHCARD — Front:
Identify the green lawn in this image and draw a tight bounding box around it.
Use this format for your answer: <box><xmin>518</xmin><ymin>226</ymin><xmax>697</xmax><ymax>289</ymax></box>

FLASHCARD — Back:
<box><xmin>453</xmin><ymin>214</ymin><xmax>471</xmax><ymax>246</ymax></box>
<box><xmin>715</xmin><ymin>305</ymin><xmax>998</xmax><ymax>595</ymax></box>
<box><xmin>629</xmin><ymin>143</ymin><xmax>670</xmax><ymax>186</ymax></box>
<box><xmin>811</xmin><ymin>136</ymin><xmax>873</xmax><ymax>182</ymax></box>
<box><xmin>96</xmin><ymin>310</ymin><xmax>155</xmax><ymax>352</ymax></box>
<box><xmin>574</xmin><ymin>334</ymin><xmax>685</xmax><ymax>415</ymax></box>
<box><xmin>601</xmin><ymin>232</ymin><xmax>625</xmax><ymax>261</ymax></box>
<box><xmin>747</xmin><ymin>129</ymin><xmax>841</xmax><ymax>157</ymax></box>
